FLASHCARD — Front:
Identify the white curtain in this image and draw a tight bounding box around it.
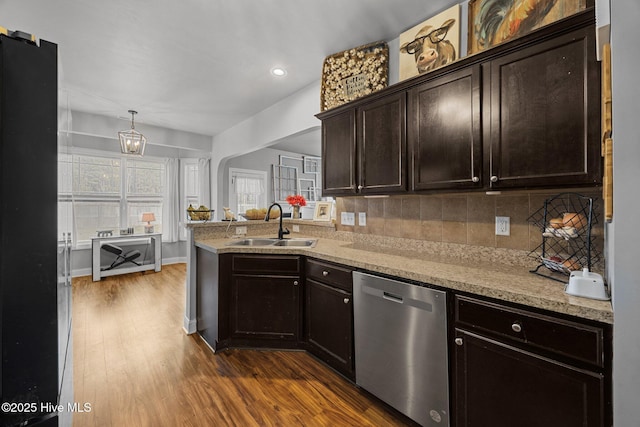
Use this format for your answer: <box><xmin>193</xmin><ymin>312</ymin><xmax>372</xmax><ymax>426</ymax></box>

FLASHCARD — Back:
<box><xmin>198</xmin><ymin>158</ymin><xmax>211</xmax><ymax>209</ymax></box>
<box><xmin>235</xmin><ymin>176</ymin><xmax>264</xmax><ymax>194</ymax></box>
<box><xmin>163</xmin><ymin>158</ymin><xmax>179</xmax><ymax>242</ymax></box>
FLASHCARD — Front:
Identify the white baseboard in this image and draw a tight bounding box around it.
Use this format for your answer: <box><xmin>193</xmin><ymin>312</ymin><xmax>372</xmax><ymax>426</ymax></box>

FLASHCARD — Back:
<box><xmin>183</xmin><ymin>316</ymin><xmax>197</xmax><ymax>334</ymax></box>
<box><xmin>162</xmin><ymin>257</ymin><xmax>187</xmax><ymax>265</ymax></box>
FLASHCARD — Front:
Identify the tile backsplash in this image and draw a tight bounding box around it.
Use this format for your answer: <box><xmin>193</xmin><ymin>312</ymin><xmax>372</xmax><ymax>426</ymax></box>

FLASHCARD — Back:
<box><xmin>335</xmin><ymin>189</ymin><xmax>604</xmax><ymax>254</ymax></box>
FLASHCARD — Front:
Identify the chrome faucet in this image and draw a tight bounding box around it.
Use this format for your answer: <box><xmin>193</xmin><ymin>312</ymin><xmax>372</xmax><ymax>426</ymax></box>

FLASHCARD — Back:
<box><xmin>265</xmin><ymin>202</ymin><xmax>290</xmax><ymax>240</ymax></box>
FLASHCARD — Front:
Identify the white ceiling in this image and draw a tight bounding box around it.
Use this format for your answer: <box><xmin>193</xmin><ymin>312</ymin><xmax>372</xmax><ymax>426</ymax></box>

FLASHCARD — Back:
<box><xmin>3</xmin><ymin>0</ymin><xmax>454</xmax><ymax>141</ymax></box>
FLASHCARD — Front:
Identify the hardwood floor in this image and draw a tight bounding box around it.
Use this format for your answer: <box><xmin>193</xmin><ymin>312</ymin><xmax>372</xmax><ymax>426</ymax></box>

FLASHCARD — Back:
<box><xmin>72</xmin><ymin>264</ymin><xmax>411</xmax><ymax>426</ymax></box>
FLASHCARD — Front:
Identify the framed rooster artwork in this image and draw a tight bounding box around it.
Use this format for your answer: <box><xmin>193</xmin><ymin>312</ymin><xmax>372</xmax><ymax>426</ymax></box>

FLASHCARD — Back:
<box><xmin>468</xmin><ymin>0</ymin><xmax>589</xmax><ymax>54</ymax></box>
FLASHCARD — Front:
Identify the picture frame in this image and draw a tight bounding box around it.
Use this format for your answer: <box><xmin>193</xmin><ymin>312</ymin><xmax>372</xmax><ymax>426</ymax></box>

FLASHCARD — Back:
<box><xmin>313</xmin><ymin>201</ymin><xmax>332</xmax><ymax>222</ymax></box>
<box><xmin>467</xmin><ymin>0</ymin><xmax>588</xmax><ymax>55</ymax></box>
<box><xmin>320</xmin><ymin>41</ymin><xmax>389</xmax><ymax>111</ymax></box>
<box><xmin>399</xmin><ymin>5</ymin><xmax>461</xmax><ymax>82</ymax></box>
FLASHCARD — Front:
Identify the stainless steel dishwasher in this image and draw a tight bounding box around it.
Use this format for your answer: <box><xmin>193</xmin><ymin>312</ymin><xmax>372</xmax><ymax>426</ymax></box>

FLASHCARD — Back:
<box><xmin>353</xmin><ymin>271</ymin><xmax>449</xmax><ymax>426</ymax></box>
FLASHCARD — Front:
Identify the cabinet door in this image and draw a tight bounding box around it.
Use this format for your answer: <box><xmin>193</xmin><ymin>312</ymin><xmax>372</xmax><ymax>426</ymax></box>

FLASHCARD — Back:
<box><xmin>230</xmin><ymin>275</ymin><xmax>300</xmax><ymax>341</ymax></box>
<box><xmin>306</xmin><ymin>279</ymin><xmax>353</xmax><ymax>378</ymax></box>
<box><xmin>322</xmin><ymin>108</ymin><xmax>357</xmax><ymax>196</ymax></box>
<box><xmin>454</xmin><ymin>329</ymin><xmax>604</xmax><ymax>427</ymax></box>
<box><xmin>358</xmin><ymin>92</ymin><xmax>407</xmax><ymax>194</ymax></box>
<box><xmin>487</xmin><ymin>26</ymin><xmax>600</xmax><ymax>189</ymax></box>
<box><xmin>409</xmin><ymin>65</ymin><xmax>482</xmax><ymax>191</ymax></box>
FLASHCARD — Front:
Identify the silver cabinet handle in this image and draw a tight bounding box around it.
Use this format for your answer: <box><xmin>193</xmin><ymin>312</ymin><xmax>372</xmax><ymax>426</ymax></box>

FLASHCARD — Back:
<box><xmin>343</xmin><ymin>298</ymin><xmax>350</xmax><ymax>304</ymax></box>
<box><xmin>472</xmin><ymin>176</ymin><xmax>479</xmax><ymax>183</ymax></box>
<box><xmin>511</xmin><ymin>322</ymin><xmax>522</xmax><ymax>333</ymax></box>
<box><xmin>322</xmin><ymin>271</ymin><xmax>329</xmax><ymax>276</ymax></box>
<box><xmin>455</xmin><ymin>338</ymin><xmax>463</xmax><ymax>346</ymax></box>
<box><xmin>293</xmin><ymin>280</ymin><xmax>299</xmax><ymax>286</ymax></box>
<box><xmin>357</xmin><ymin>185</ymin><xmax>363</xmax><ymax>190</ymax></box>
<box><xmin>490</xmin><ymin>175</ymin><xmax>498</xmax><ymax>183</ymax></box>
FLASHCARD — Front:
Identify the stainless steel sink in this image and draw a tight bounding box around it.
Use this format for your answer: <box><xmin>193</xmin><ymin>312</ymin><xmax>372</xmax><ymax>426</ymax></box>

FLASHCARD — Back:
<box><xmin>225</xmin><ymin>238</ymin><xmax>317</xmax><ymax>248</ymax></box>
<box><xmin>272</xmin><ymin>239</ymin><xmax>317</xmax><ymax>247</ymax></box>
<box><xmin>225</xmin><ymin>238</ymin><xmax>279</xmax><ymax>246</ymax></box>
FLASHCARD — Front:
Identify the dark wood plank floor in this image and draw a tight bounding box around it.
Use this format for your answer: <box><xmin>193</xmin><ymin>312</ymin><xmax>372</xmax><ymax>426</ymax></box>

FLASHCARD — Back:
<box><xmin>72</xmin><ymin>264</ymin><xmax>410</xmax><ymax>426</ymax></box>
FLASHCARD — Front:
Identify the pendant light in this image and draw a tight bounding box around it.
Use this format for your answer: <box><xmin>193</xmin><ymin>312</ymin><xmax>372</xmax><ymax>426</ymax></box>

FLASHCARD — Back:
<box><xmin>118</xmin><ymin>110</ymin><xmax>147</xmax><ymax>156</ymax></box>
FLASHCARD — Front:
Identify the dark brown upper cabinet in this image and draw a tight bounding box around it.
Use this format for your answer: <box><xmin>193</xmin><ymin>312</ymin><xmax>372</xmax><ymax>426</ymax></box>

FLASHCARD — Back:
<box><xmin>320</xmin><ymin>93</ymin><xmax>407</xmax><ymax>196</ymax></box>
<box><xmin>318</xmin><ymin>10</ymin><xmax>600</xmax><ymax>196</ymax></box>
<box><xmin>485</xmin><ymin>25</ymin><xmax>601</xmax><ymax>189</ymax></box>
<box><xmin>408</xmin><ymin>65</ymin><xmax>482</xmax><ymax>191</ymax></box>
<box><xmin>357</xmin><ymin>91</ymin><xmax>407</xmax><ymax>194</ymax></box>
<box><xmin>321</xmin><ymin>108</ymin><xmax>357</xmax><ymax>195</ymax></box>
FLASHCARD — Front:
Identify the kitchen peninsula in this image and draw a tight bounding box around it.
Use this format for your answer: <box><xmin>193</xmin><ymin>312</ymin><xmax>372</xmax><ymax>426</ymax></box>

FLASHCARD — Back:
<box><xmin>185</xmin><ymin>220</ymin><xmax>612</xmax><ymax>426</ymax></box>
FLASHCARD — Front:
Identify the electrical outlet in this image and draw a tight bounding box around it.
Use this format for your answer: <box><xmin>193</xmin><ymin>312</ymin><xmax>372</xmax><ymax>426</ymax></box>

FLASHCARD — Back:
<box><xmin>341</xmin><ymin>212</ymin><xmax>355</xmax><ymax>226</ymax></box>
<box><xmin>292</xmin><ymin>224</ymin><xmax>300</xmax><ymax>233</ymax></box>
<box><xmin>235</xmin><ymin>226</ymin><xmax>247</xmax><ymax>235</ymax></box>
<box><xmin>495</xmin><ymin>216</ymin><xmax>510</xmax><ymax>236</ymax></box>
<box><xmin>358</xmin><ymin>212</ymin><xmax>367</xmax><ymax>226</ymax></box>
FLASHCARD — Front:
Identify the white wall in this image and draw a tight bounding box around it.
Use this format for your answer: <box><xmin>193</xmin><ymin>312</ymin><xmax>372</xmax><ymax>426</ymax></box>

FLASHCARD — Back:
<box><xmin>210</xmin><ymin>82</ymin><xmax>321</xmax><ymax>215</ymax></box>
<box><xmin>610</xmin><ymin>1</ymin><xmax>640</xmax><ymax>424</ymax></box>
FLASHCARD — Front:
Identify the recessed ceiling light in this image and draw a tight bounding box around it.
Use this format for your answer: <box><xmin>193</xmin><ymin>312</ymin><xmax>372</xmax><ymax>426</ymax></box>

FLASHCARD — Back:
<box><xmin>271</xmin><ymin>67</ymin><xmax>287</xmax><ymax>77</ymax></box>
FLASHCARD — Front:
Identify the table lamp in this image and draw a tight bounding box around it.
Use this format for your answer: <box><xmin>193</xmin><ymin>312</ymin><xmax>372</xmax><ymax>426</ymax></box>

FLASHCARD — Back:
<box><xmin>142</xmin><ymin>212</ymin><xmax>156</xmax><ymax>233</ymax></box>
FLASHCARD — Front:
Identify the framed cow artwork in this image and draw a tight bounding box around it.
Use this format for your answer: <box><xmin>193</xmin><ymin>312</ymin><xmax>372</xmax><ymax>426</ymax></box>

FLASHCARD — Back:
<box><xmin>399</xmin><ymin>5</ymin><xmax>461</xmax><ymax>82</ymax></box>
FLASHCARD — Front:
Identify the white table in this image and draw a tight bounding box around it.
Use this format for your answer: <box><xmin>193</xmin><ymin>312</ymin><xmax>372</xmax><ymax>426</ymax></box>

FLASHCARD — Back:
<box><xmin>91</xmin><ymin>233</ymin><xmax>162</xmax><ymax>281</ymax></box>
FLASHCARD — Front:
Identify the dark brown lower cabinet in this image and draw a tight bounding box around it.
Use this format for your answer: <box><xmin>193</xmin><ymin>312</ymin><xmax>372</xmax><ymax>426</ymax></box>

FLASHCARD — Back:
<box><xmin>454</xmin><ymin>329</ymin><xmax>604</xmax><ymax>427</ymax></box>
<box><xmin>304</xmin><ymin>258</ymin><xmax>355</xmax><ymax>379</ymax></box>
<box><xmin>227</xmin><ymin>254</ymin><xmax>302</xmax><ymax>346</ymax></box>
<box><xmin>453</xmin><ymin>295</ymin><xmax>610</xmax><ymax>427</ymax></box>
<box><xmin>230</xmin><ymin>275</ymin><xmax>300</xmax><ymax>341</ymax></box>
<box><xmin>306</xmin><ymin>278</ymin><xmax>354</xmax><ymax>379</ymax></box>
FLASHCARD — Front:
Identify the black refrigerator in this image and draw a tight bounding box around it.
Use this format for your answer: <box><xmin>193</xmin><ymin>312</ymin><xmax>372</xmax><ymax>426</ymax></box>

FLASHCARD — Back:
<box><xmin>0</xmin><ymin>32</ymin><xmax>70</xmax><ymax>426</ymax></box>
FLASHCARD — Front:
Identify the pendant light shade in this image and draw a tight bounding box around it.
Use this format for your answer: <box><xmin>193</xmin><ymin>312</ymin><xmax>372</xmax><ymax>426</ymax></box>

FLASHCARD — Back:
<box><xmin>118</xmin><ymin>110</ymin><xmax>146</xmax><ymax>156</ymax></box>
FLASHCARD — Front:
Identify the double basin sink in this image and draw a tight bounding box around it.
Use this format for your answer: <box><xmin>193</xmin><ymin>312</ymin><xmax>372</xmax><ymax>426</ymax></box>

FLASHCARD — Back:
<box><xmin>225</xmin><ymin>237</ymin><xmax>318</xmax><ymax>248</ymax></box>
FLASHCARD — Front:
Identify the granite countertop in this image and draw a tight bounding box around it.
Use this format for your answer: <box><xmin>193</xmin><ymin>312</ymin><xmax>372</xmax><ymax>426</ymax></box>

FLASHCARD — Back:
<box><xmin>195</xmin><ymin>235</ymin><xmax>613</xmax><ymax>324</ymax></box>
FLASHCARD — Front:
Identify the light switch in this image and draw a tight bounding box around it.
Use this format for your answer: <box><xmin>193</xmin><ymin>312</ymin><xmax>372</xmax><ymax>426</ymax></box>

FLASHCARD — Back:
<box><xmin>358</xmin><ymin>212</ymin><xmax>367</xmax><ymax>226</ymax></box>
<box><xmin>341</xmin><ymin>212</ymin><xmax>355</xmax><ymax>226</ymax></box>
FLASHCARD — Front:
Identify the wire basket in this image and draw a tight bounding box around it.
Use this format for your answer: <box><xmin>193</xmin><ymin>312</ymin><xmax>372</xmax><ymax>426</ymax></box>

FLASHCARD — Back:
<box><xmin>187</xmin><ymin>209</ymin><xmax>214</xmax><ymax>222</ymax></box>
<box><xmin>527</xmin><ymin>193</ymin><xmax>601</xmax><ymax>282</ymax></box>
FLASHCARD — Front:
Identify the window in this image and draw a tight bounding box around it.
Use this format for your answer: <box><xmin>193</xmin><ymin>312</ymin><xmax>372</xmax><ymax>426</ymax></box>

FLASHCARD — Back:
<box><xmin>229</xmin><ymin>168</ymin><xmax>267</xmax><ymax>216</ymax></box>
<box><xmin>126</xmin><ymin>159</ymin><xmax>164</xmax><ymax>236</ymax></box>
<box><xmin>60</xmin><ymin>152</ymin><xmax>165</xmax><ymax>247</ymax></box>
<box><xmin>72</xmin><ymin>155</ymin><xmax>122</xmax><ymax>244</ymax></box>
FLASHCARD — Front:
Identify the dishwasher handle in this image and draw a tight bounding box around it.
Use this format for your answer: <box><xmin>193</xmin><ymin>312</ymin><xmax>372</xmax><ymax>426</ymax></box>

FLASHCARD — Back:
<box><xmin>360</xmin><ymin>282</ymin><xmax>434</xmax><ymax>312</ymax></box>
<box><xmin>383</xmin><ymin>292</ymin><xmax>403</xmax><ymax>303</ymax></box>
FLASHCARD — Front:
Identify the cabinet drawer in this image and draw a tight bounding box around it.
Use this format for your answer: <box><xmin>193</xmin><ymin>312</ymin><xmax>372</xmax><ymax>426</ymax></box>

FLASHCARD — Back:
<box><xmin>306</xmin><ymin>259</ymin><xmax>353</xmax><ymax>292</ymax></box>
<box><xmin>454</xmin><ymin>295</ymin><xmax>604</xmax><ymax>368</ymax></box>
<box><xmin>231</xmin><ymin>254</ymin><xmax>300</xmax><ymax>275</ymax></box>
